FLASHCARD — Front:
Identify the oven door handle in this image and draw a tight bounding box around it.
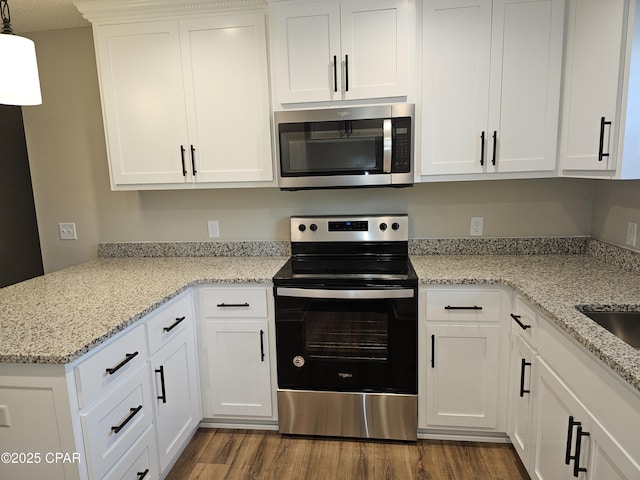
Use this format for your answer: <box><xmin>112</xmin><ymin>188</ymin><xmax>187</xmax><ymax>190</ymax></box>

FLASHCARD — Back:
<box><xmin>276</xmin><ymin>287</ymin><xmax>414</xmax><ymax>299</ymax></box>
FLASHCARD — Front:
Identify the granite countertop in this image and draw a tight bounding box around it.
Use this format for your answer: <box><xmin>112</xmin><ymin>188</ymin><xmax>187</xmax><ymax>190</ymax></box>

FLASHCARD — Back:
<box><xmin>410</xmin><ymin>254</ymin><xmax>640</xmax><ymax>393</ymax></box>
<box><xmin>0</xmin><ymin>256</ymin><xmax>287</xmax><ymax>365</ymax></box>
<box><xmin>0</xmin><ymin>250</ymin><xmax>639</xmax><ymax>395</ymax></box>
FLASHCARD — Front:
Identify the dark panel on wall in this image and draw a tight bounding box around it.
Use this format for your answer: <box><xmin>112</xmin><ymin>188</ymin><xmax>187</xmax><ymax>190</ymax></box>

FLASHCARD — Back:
<box><xmin>0</xmin><ymin>105</ymin><xmax>44</xmax><ymax>288</ymax></box>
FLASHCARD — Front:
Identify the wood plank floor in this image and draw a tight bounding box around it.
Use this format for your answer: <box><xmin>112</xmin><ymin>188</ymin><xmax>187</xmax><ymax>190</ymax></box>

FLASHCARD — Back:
<box><xmin>165</xmin><ymin>428</ymin><xmax>530</xmax><ymax>480</ymax></box>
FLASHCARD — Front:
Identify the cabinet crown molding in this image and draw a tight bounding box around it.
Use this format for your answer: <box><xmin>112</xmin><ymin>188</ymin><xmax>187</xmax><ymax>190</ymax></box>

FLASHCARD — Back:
<box><xmin>75</xmin><ymin>0</ymin><xmax>267</xmax><ymax>23</ymax></box>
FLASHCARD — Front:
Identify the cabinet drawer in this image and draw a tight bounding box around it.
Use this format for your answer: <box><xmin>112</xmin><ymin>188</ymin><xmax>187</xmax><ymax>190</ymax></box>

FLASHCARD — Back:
<box><xmin>200</xmin><ymin>288</ymin><xmax>268</xmax><ymax>318</ymax></box>
<box><xmin>75</xmin><ymin>325</ymin><xmax>148</xmax><ymax>409</ymax></box>
<box><xmin>103</xmin><ymin>425</ymin><xmax>159</xmax><ymax>480</ymax></box>
<box><xmin>426</xmin><ymin>289</ymin><xmax>501</xmax><ymax>322</ymax></box>
<box><xmin>146</xmin><ymin>293</ymin><xmax>193</xmax><ymax>355</ymax></box>
<box><xmin>81</xmin><ymin>365</ymin><xmax>153</xmax><ymax>480</ymax></box>
<box><xmin>511</xmin><ymin>296</ymin><xmax>538</xmax><ymax>347</ymax></box>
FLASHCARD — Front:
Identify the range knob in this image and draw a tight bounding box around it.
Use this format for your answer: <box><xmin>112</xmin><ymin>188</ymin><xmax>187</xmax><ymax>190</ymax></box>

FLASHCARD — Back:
<box><xmin>298</xmin><ymin>224</ymin><xmax>306</xmax><ymax>232</ymax></box>
<box><xmin>379</xmin><ymin>222</ymin><xmax>388</xmax><ymax>231</ymax></box>
<box><xmin>392</xmin><ymin>222</ymin><xmax>400</xmax><ymax>231</ymax></box>
<box><xmin>310</xmin><ymin>223</ymin><xmax>318</xmax><ymax>232</ymax></box>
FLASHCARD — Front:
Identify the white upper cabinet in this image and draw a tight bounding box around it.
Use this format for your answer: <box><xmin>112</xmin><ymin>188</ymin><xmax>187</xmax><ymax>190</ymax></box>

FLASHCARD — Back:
<box><xmin>269</xmin><ymin>0</ymin><xmax>410</xmax><ymax>105</ymax></box>
<box><xmin>421</xmin><ymin>0</ymin><xmax>564</xmax><ymax>177</ymax></box>
<box><xmin>85</xmin><ymin>6</ymin><xmax>273</xmax><ymax>189</ymax></box>
<box><xmin>560</xmin><ymin>0</ymin><xmax>640</xmax><ymax>179</ymax></box>
<box><xmin>96</xmin><ymin>21</ymin><xmax>190</xmax><ymax>186</ymax></box>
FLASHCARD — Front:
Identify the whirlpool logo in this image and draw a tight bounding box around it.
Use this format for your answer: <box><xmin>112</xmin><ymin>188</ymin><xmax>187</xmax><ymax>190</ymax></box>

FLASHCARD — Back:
<box><xmin>338</xmin><ymin>372</ymin><xmax>353</xmax><ymax>379</ymax></box>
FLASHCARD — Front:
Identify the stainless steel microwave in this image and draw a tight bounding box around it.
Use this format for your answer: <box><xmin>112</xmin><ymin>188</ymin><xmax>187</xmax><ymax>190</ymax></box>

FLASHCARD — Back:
<box><xmin>275</xmin><ymin>104</ymin><xmax>414</xmax><ymax>190</ymax></box>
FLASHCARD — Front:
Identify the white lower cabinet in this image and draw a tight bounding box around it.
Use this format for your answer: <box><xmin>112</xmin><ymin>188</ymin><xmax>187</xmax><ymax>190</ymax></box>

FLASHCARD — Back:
<box><xmin>148</xmin><ymin>328</ymin><xmax>200</xmax><ymax>473</ymax></box>
<box><xmin>533</xmin><ymin>359</ymin><xmax>640</xmax><ymax>480</ymax></box>
<box><xmin>197</xmin><ymin>286</ymin><xmax>275</xmax><ymax>421</ymax></box>
<box><xmin>422</xmin><ymin>287</ymin><xmax>510</xmax><ymax>434</ymax></box>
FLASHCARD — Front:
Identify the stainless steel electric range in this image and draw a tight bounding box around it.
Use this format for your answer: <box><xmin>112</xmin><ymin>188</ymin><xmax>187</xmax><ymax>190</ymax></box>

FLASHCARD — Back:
<box><xmin>272</xmin><ymin>214</ymin><xmax>418</xmax><ymax>441</ymax></box>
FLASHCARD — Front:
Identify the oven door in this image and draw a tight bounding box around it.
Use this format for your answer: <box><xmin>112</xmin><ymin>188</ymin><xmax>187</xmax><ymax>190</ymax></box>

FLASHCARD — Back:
<box><xmin>274</xmin><ymin>287</ymin><xmax>417</xmax><ymax>394</ymax></box>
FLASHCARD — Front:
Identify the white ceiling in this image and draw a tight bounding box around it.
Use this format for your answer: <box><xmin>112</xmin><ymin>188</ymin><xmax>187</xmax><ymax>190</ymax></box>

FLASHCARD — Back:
<box><xmin>6</xmin><ymin>0</ymin><xmax>89</xmax><ymax>33</ymax></box>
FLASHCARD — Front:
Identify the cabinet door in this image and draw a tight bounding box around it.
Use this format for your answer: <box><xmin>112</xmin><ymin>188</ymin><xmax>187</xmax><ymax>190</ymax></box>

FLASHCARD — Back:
<box><xmin>426</xmin><ymin>323</ymin><xmax>500</xmax><ymax>429</ymax></box>
<box><xmin>204</xmin><ymin>320</ymin><xmax>272</xmax><ymax>417</ymax></box>
<box><xmin>421</xmin><ymin>0</ymin><xmax>492</xmax><ymax>175</ymax></box>
<box><xmin>488</xmin><ymin>0</ymin><xmax>564</xmax><ymax>173</ymax></box>
<box><xmin>95</xmin><ymin>22</ymin><xmax>190</xmax><ymax>186</ymax></box>
<box><xmin>507</xmin><ymin>333</ymin><xmax>536</xmax><ymax>470</ymax></box>
<box><xmin>340</xmin><ymin>0</ymin><xmax>409</xmax><ymax>100</ymax></box>
<box><xmin>270</xmin><ymin>1</ymin><xmax>342</xmax><ymax>103</ymax></box>
<box><xmin>533</xmin><ymin>360</ymin><xmax>640</xmax><ymax>480</ymax></box>
<box><xmin>149</xmin><ymin>329</ymin><xmax>200</xmax><ymax>473</ymax></box>
<box><xmin>560</xmin><ymin>0</ymin><xmax>626</xmax><ymax>172</ymax></box>
<box><xmin>180</xmin><ymin>13</ymin><xmax>273</xmax><ymax>183</ymax></box>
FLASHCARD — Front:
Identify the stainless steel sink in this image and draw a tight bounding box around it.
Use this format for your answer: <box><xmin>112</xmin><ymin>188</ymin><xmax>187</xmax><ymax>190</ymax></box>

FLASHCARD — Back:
<box><xmin>580</xmin><ymin>310</ymin><xmax>640</xmax><ymax>349</ymax></box>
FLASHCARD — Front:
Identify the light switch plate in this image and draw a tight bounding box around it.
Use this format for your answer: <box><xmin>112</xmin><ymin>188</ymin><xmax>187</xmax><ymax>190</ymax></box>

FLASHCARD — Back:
<box><xmin>208</xmin><ymin>220</ymin><xmax>220</xmax><ymax>238</ymax></box>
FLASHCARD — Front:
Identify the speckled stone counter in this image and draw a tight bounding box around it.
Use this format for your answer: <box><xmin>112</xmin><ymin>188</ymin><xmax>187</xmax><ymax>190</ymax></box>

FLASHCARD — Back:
<box><xmin>0</xmin><ymin>256</ymin><xmax>287</xmax><ymax>365</ymax></box>
<box><xmin>1</xmin><ymin>244</ymin><xmax>639</xmax><ymax>395</ymax></box>
<box><xmin>410</xmin><ymin>254</ymin><xmax>640</xmax><ymax>393</ymax></box>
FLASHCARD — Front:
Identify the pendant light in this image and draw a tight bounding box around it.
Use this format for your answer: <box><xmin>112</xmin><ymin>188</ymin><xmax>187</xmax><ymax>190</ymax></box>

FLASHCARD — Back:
<box><xmin>0</xmin><ymin>0</ymin><xmax>41</xmax><ymax>106</ymax></box>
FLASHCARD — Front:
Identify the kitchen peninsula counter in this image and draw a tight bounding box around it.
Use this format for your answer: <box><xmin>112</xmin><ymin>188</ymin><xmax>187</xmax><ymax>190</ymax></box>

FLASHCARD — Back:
<box><xmin>1</xmin><ymin>250</ymin><xmax>639</xmax><ymax>394</ymax></box>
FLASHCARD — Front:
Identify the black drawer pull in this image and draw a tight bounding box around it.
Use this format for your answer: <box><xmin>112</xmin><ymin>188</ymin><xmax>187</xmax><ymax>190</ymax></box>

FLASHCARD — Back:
<box><xmin>573</xmin><ymin>425</ymin><xmax>590</xmax><ymax>477</ymax></box>
<box><xmin>444</xmin><ymin>305</ymin><xmax>483</xmax><ymax>310</ymax></box>
<box><xmin>565</xmin><ymin>416</ymin><xmax>580</xmax><ymax>465</ymax></box>
<box><xmin>216</xmin><ymin>302</ymin><xmax>250</xmax><ymax>308</ymax></box>
<box><xmin>492</xmin><ymin>130</ymin><xmax>497</xmax><ymax>165</ymax></box>
<box><xmin>511</xmin><ymin>313</ymin><xmax>531</xmax><ymax>330</ymax></box>
<box><xmin>111</xmin><ymin>405</ymin><xmax>142</xmax><ymax>434</ymax></box>
<box><xmin>431</xmin><ymin>334</ymin><xmax>435</xmax><ymax>368</ymax></box>
<box><xmin>105</xmin><ymin>351</ymin><xmax>139</xmax><ymax>375</ymax></box>
<box><xmin>519</xmin><ymin>358</ymin><xmax>531</xmax><ymax>397</ymax></box>
<box><xmin>598</xmin><ymin>116</ymin><xmax>612</xmax><ymax>161</ymax></box>
<box><xmin>260</xmin><ymin>329</ymin><xmax>265</xmax><ymax>362</ymax></box>
<box><xmin>333</xmin><ymin>55</ymin><xmax>338</xmax><ymax>92</ymax></box>
<box><xmin>137</xmin><ymin>469</ymin><xmax>149</xmax><ymax>480</ymax></box>
<box><xmin>163</xmin><ymin>316</ymin><xmax>185</xmax><ymax>332</ymax></box>
<box><xmin>180</xmin><ymin>145</ymin><xmax>187</xmax><ymax>176</ymax></box>
<box><xmin>345</xmin><ymin>54</ymin><xmax>349</xmax><ymax>92</ymax></box>
<box><xmin>155</xmin><ymin>366</ymin><xmax>167</xmax><ymax>404</ymax></box>
<box><xmin>190</xmin><ymin>144</ymin><xmax>197</xmax><ymax>174</ymax></box>
<box><xmin>480</xmin><ymin>131</ymin><xmax>486</xmax><ymax>166</ymax></box>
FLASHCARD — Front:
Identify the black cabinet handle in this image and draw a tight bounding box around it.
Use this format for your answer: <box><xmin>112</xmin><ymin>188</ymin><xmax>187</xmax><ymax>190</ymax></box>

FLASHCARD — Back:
<box><xmin>333</xmin><ymin>55</ymin><xmax>338</xmax><ymax>93</ymax></box>
<box><xmin>565</xmin><ymin>416</ymin><xmax>580</xmax><ymax>465</ymax></box>
<box><xmin>111</xmin><ymin>405</ymin><xmax>142</xmax><ymax>433</ymax></box>
<box><xmin>163</xmin><ymin>316</ymin><xmax>185</xmax><ymax>333</ymax></box>
<box><xmin>480</xmin><ymin>131</ymin><xmax>486</xmax><ymax>166</ymax></box>
<box><xmin>445</xmin><ymin>305</ymin><xmax>483</xmax><ymax>310</ymax></box>
<box><xmin>216</xmin><ymin>302</ymin><xmax>250</xmax><ymax>308</ymax></box>
<box><xmin>137</xmin><ymin>469</ymin><xmax>149</xmax><ymax>480</ymax></box>
<box><xmin>511</xmin><ymin>313</ymin><xmax>531</xmax><ymax>330</ymax></box>
<box><xmin>598</xmin><ymin>116</ymin><xmax>612</xmax><ymax>161</ymax></box>
<box><xmin>573</xmin><ymin>425</ymin><xmax>590</xmax><ymax>477</ymax></box>
<box><xmin>260</xmin><ymin>329</ymin><xmax>265</xmax><ymax>362</ymax></box>
<box><xmin>180</xmin><ymin>145</ymin><xmax>187</xmax><ymax>176</ymax></box>
<box><xmin>155</xmin><ymin>366</ymin><xmax>167</xmax><ymax>403</ymax></box>
<box><xmin>431</xmin><ymin>334</ymin><xmax>435</xmax><ymax>368</ymax></box>
<box><xmin>345</xmin><ymin>54</ymin><xmax>349</xmax><ymax>92</ymax></box>
<box><xmin>105</xmin><ymin>351</ymin><xmax>139</xmax><ymax>375</ymax></box>
<box><xmin>492</xmin><ymin>130</ymin><xmax>497</xmax><ymax>165</ymax></box>
<box><xmin>190</xmin><ymin>145</ymin><xmax>197</xmax><ymax>175</ymax></box>
<box><xmin>519</xmin><ymin>358</ymin><xmax>531</xmax><ymax>397</ymax></box>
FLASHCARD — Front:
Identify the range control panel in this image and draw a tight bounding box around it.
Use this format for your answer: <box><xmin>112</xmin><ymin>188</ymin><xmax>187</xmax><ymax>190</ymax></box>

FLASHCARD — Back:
<box><xmin>290</xmin><ymin>215</ymin><xmax>409</xmax><ymax>243</ymax></box>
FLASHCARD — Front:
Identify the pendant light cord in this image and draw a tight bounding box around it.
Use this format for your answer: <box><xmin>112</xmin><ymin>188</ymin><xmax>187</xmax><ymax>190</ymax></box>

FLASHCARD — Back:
<box><xmin>1</xmin><ymin>0</ymin><xmax>14</xmax><ymax>35</ymax></box>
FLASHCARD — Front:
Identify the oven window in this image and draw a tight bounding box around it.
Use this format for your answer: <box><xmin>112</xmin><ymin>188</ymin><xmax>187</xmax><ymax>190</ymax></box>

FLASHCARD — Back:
<box><xmin>304</xmin><ymin>302</ymin><xmax>389</xmax><ymax>361</ymax></box>
<box><xmin>279</xmin><ymin>119</ymin><xmax>384</xmax><ymax>176</ymax></box>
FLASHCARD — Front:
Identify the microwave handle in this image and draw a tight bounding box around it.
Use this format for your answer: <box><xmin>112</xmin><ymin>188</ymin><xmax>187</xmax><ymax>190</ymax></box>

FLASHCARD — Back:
<box><xmin>383</xmin><ymin>119</ymin><xmax>392</xmax><ymax>173</ymax></box>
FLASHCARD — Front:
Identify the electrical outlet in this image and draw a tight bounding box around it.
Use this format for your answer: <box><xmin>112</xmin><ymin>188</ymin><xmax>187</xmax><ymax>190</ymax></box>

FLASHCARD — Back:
<box><xmin>58</xmin><ymin>222</ymin><xmax>77</xmax><ymax>240</ymax></box>
<box><xmin>208</xmin><ymin>220</ymin><xmax>220</xmax><ymax>238</ymax></box>
<box><xmin>470</xmin><ymin>217</ymin><xmax>484</xmax><ymax>237</ymax></box>
<box><xmin>626</xmin><ymin>222</ymin><xmax>637</xmax><ymax>247</ymax></box>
